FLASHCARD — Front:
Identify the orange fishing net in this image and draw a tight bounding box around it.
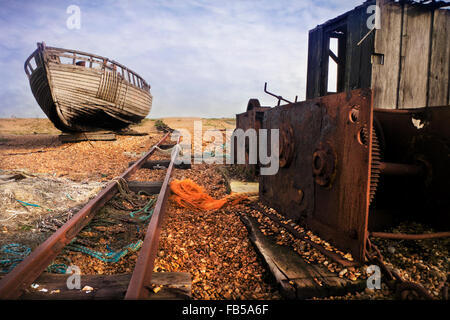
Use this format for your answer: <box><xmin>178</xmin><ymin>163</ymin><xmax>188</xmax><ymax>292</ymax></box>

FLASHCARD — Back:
<box><xmin>169</xmin><ymin>179</ymin><xmax>248</xmax><ymax>211</ymax></box>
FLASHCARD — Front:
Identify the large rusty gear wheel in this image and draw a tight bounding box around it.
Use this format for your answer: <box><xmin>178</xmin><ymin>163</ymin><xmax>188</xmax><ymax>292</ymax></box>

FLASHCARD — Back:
<box><xmin>370</xmin><ymin>126</ymin><xmax>381</xmax><ymax>205</ymax></box>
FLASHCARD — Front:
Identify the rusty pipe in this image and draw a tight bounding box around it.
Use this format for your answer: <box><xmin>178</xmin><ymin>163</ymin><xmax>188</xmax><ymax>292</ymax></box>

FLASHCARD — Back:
<box><xmin>379</xmin><ymin>162</ymin><xmax>423</xmax><ymax>176</ymax></box>
<box><xmin>370</xmin><ymin>231</ymin><xmax>450</xmax><ymax>240</ymax></box>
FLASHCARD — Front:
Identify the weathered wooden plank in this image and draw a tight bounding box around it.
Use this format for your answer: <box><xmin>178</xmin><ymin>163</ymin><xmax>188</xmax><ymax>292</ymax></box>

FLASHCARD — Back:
<box><xmin>50</xmin><ymin>68</ymin><xmax>103</xmax><ymax>80</ymax></box>
<box><xmin>357</xmin><ymin>6</ymin><xmax>375</xmax><ymax>90</ymax></box>
<box><xmin>341</xmin><ymin>3</ymin><xmax>374</xmax><ymax>91</ymax></box>
<box><xmin>337</xmin><ymin>34</ymin><xmax>346</xmax><ymax>92</ymax></box>
<box><xmin>49</xmin><ymin>75</ymin><xmax>102</xmax><ymax>90</ymax></box>
<box><xmin>121</xmin><ymin>85</ymin><xmax>153</xmax><ymax>104</ymax></box>
<box><xmin>19</xmin><ymin>272</ymin><xmax>191</xmax><ymax>300</ymax></box>
<box><xmin>428</xmin><ymin>9</ymin><xmax>450</xmax><ymax>107</ymax></box>
<box><xmin>59</xmin><ymin>131</ymin><xmax>116</xmax><ymax>142</ymax></box>
<box><xmin>240</xmin><ymin>214</ymin><xmax>365</xmax><ymax>299</ymax></box>
<box><xmin>398</xmin><ymin>4</ymin><xmax>432</xmax><ymax>109</ymax></box>
<box><xmin>45</xmin><ymin>46</ymin><xmax>150</xmax><ymax>88</ymax></box>
<box><xmin>29</xmin><ymin>67</ymin><xmax>55</xmax><ymax>119</ymax></box>
<box><xmin>127</xmin><ymin>181</ymin><xmax>163</xmax><ymax>194</ymax></box>
<box><xmin>129</xmin><ymin>160</ymin><xmax>191</xmax><ymax>170</ymax></box>
<box><xmin>345</xmin><ymin>7</ymin><xmax>364</xmax><ymax>92</ymax></box>
<box><xmin>53</xmin><ymin>82</ymin><xmax>100</xmax><ymax>94</ymax></box>
<box><xmin>371</xmin><ymin>1</ymin><xmax>403</xmax><ymax>109</ymax></box>
<box><xmin>306</xmin><ymin>26</ymin><xmax>324</xmax><ymax>99</ymax></box>
<box><xmin>53</xmin><ymin>89</ymin><xmax>149</xmax><ymax>115</ymax></box>
<box><xmin>49</xmin><ymin>62</ymin><xmax>104</xmax><ymax>75</ymax></box>
<box><xmin>319</xmin><ymin>29</ymin><xmax>331</xmax><ymax>96</ymax></box>
<box><xmin>49</xmin><ymin>73</ymin><xmax>101</xmax><ymax>86</ymax></box>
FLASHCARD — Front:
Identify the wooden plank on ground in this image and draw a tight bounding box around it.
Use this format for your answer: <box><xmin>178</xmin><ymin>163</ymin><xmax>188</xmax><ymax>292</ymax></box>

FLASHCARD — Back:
<box><xmin>129</xmin><ymin>160</ymin><xmax>191</xmax><ymax>169</ymax></box>
<box><xmin>59</xmin><ymin>131</ymin><xmax>116</xmax><ymax>143</ymax></box>
<box><xmin>240</xmin><ymin>214</ymin><xmax>365</xmax><ymax>299</ymax></box>
<box><xmin>127</xmin><ymin>181</ymin><xmax>163</xmax><ymax>194</ymax></box>
<box><xmin>19</xmin><ymin>272</ymin><xmax>191</xmax><ymax>300</ymax></box>
<box><xmin>128</xmin><ymin>181</ymin><xmax>163</xmax><ymax>194</ymax></box>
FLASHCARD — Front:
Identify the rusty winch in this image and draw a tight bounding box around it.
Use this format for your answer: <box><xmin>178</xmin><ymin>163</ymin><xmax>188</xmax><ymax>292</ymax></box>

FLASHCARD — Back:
<box><xmin>235</xmin><ymin>0</ymin><xmax>450</xmax><ymax>263</ymax></box>
<box><xmin>235</xmin><ymin>88</ymin><xmax>450</xmax><ymax>262</ymax></box>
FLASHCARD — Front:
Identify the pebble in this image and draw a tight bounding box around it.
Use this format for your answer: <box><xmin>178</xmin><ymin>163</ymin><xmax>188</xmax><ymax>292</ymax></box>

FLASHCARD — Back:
<box><xmin>339</xmin><ymin>269</ymin><xmax>348</xmax><ymax>277</ymax></box>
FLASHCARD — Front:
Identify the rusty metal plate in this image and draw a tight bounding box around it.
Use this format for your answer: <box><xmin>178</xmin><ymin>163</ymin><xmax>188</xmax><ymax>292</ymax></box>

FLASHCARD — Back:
<box><xmin>234</xmin><ymin>101</ymin><xmax>271</xmax><ymax>178</ymax></box>
<box><xmin>236</xmin><ymin>99</ymin><xmax>270</xmax><ymax>133</ymax></box>
<box><xmin>260</xmin><ymin>89</ymin><xmax>373</xmax><ymax>262</ymax></box>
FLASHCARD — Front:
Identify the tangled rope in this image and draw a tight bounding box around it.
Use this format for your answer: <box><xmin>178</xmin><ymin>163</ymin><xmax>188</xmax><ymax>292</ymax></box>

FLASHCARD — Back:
<box><xmin>169</xmin><ymin>179</ymin><xmax>249</xmax><ymax>211</ymax></box>
<box><xmin>110</xmin><ymin>177</ymin><xmax>157</xmax><ymax>217</ymax></box>
<box><xmin>112</xmin><ymin>177</ymin><xmax>133</xmax><ymax>199</ymax></box>
<box><xmin>65</xmin><ymin>240</ymin><xmax>143</xmax><ymax>263</ymax></box>
<box><xmin>0</xmin><ymin>243</ymin><xmax>70</xmax><ymax>274</ymax></box>
<box><xmin>46</xmin><ymin>264</ymin><xmax>68</xmax><ymax>274</ymax></box>
<box><xmin>129</xmin><ymin>198</ymin><xmax>157</xmax><ymax>221</ymax></box>
<box><xmin>63</xmin><ymin>180</ymin><xmax>153</xmax><ymax>262</ymax></box>
<box><xmin>0</xmin><ymin>243</ymin><xmax>31</xmax><ymax>273</ymax></box>
<box><xmin>111</xmin><ymin>177</ymin><xmax>145</xmax><ymax>209</ymax></box>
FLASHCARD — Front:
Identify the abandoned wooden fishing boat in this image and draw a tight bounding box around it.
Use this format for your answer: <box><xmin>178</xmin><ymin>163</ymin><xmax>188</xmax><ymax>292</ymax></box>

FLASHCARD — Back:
<box><xmin>24</xmin><ymin>42</ymin><xmax>152</xmax><ymax>132</ymax></box>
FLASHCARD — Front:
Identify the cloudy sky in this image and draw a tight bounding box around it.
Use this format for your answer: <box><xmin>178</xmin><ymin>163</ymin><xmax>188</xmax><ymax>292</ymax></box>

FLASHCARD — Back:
<box><xmin>0</xmin><ymin>0</ymin><xmax>362</xmax><ymax>118</ymax></box>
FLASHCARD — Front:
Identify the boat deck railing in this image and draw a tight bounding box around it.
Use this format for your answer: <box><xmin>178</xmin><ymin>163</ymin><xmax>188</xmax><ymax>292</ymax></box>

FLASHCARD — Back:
<box><xmin>24</xmin><ymin>42</ymin><xmax>151</xmax><ymax>92</ymax></box>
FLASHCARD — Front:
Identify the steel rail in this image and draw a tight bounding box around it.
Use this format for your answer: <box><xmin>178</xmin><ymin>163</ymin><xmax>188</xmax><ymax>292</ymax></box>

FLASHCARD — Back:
<box><xmin>125</xmin><ymin>137</ymin><xmax>181</xmax><ymax>299</ymax></box>
<box><xmin>0</xmin><ymin>132</ymin><xmax>170</xmax><ymax>299</ymax></box>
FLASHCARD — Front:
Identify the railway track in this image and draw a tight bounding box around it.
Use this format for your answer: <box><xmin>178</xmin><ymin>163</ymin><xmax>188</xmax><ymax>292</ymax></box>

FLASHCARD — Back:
<box><xmin>0</xmin><ymin>131</ymin><xmax>182</xmax><ymax>300</ymax></box>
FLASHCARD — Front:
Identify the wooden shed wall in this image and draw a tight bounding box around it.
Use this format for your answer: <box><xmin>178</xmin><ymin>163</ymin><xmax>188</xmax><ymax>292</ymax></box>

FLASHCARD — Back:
<box><xmin>372</xmin><ymin>2</ymin><xmax>450</xmax><ymax>109</ymax></box>
<box><xmin>306</xmin><ymin>1</ymin><xmax>375</xmax><ymax>100</ymax></box>
<box><xmin>306</xmin><ymin>1</ymin><xmax>449</xmax><ymax>109</ymax></box>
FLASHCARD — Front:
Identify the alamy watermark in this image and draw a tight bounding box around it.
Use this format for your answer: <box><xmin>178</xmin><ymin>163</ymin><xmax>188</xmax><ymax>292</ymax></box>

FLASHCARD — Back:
<box><xmin>169</xmin><ymin>121</ymin><xmax>280</xmax><ymax>175</ymax></box>
<box><xmin>66</xmin><ymin>5</ymin><xmax>81</xmax><ymax>30</ymax></box>
<box><xmin>366</xmin><ymin>4</ymin><xmax>381</xmax><ymax>30</ymax></box>
<box><xmin>66</xmin><ymin>265</ymin><xmax>81</xmax><ymax>289</ymax></box>
<box><xmin>366</xmin><ymin>265</ymin><xmax>381</xmax><ymax>289</ymax></box>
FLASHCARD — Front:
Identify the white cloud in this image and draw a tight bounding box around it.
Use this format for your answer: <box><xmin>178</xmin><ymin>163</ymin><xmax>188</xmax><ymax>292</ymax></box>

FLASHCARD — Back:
<box><xmin>0</xmin><ymin>0</ymin><xmax>362</xmax><ymax>119</ymax></box>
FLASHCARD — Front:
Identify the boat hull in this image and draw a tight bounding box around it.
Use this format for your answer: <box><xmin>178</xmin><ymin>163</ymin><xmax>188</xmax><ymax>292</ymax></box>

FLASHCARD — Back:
<box><xmin>25</xmin><ymin>43</ymin><xmax>152</xmax><ymax>132</ymax></box>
